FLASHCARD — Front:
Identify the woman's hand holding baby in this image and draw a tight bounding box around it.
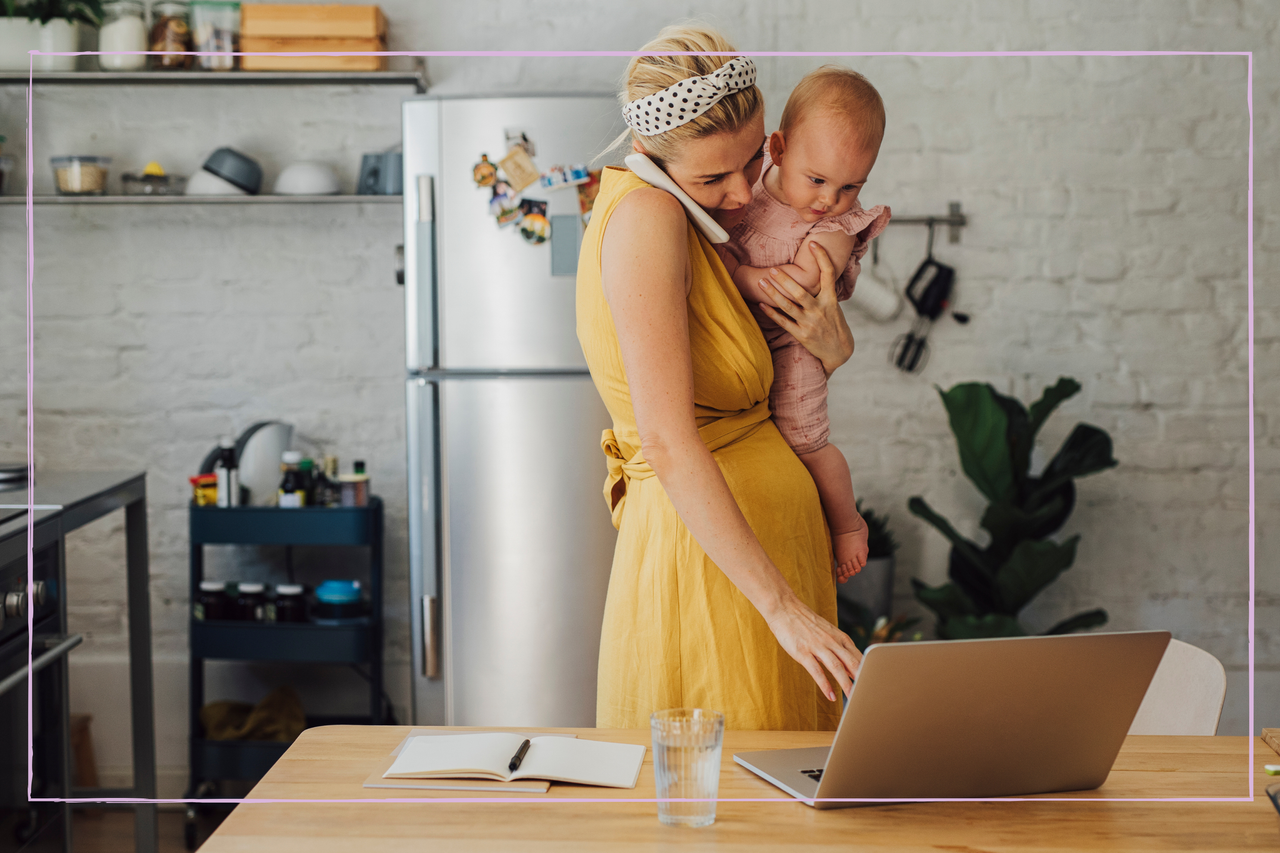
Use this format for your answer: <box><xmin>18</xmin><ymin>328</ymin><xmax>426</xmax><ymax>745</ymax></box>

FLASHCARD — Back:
<box><xmin>757</xmin><ymin>242</ymin><xmax>855</xmax><ymax>377</ymax></box>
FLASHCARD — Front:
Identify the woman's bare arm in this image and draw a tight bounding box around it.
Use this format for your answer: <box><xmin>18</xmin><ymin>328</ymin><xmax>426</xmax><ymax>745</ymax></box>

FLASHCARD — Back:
<box><xmin>602</xmin><ymin>189</ymin><xmax>862</xmax><ymax>700</ymax></box>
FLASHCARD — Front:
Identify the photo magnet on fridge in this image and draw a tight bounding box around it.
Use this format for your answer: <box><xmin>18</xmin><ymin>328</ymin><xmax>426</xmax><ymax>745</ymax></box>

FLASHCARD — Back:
<box><xmin>504</xmin><ymin>129</ymin><xmax>536</xmax><ymax>157</ymax></box>
<box><xmin>500</xmin><ymin>145</ymin><xmax>540</xmax><ymax>193</ymax></box>
<box><xmin>518</xmin><ymin>199</ymin><xmax>549</xmax><ymax>244</ymax></box>
<box><xmin>491</xmin><ymin>180</ymin><xmax>522</xmax><ymax>226</ymax></box>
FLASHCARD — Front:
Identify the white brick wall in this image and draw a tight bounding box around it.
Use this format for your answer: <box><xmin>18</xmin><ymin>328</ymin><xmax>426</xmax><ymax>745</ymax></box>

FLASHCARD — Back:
<box><xmin>0</xmin><ymin>0</ymin><xmax>1274</xmax><ymax>788</ymax></box>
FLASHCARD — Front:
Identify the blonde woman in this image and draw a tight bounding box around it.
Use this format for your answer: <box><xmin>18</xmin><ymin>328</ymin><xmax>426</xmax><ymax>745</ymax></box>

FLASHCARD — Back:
<box><xmin>577</xmin><ymin>24</ymin><xmax>862</xmax><ymax>730</ymax></box>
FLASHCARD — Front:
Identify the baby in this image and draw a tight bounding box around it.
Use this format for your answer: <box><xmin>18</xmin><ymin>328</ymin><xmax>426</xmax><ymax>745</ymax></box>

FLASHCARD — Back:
<box><xmin>717</xmin><ymin>66</ymin><xmax>891</xmax><ymax>583</ymax></box>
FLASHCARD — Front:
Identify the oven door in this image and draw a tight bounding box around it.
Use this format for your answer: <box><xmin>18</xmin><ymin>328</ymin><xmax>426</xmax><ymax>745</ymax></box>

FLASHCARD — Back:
<box><xmin>0</xmin><ymin>623</ymin><xmax>80</xmax><ymax>853</ymax></box>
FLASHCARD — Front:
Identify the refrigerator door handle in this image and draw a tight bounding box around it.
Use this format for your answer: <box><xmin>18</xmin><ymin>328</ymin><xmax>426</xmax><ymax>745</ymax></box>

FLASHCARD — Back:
<box><xmin>418</xmin><ymin>175</ymin><xmax>434</xmax><ymax>223</ymax></box>
<box><xmin>422</xmin><ymin>594</ymin><xmax>440</xmax><ymax>679</ymax></box>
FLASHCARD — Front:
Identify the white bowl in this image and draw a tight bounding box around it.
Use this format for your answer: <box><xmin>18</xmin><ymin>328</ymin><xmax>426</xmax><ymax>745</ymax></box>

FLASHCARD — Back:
<box><xmin>273</xmin><ymin>162</ymin><xmax>340</xmax><ymax>195</ymax></box>
<box><xmin>186</xmin><ymin>169</ymin><xmax>249</xmax><ymax>196</ymax></box>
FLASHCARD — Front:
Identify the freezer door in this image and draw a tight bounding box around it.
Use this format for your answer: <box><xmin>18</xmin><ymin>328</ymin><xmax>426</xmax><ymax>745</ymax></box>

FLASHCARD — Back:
<box><xmin>435</xmin><ymin>97</ymin><xmax>624</xmax><ymax>370</ymax></box>
<box><xmin>439</xmin><ymin>376</ymin><xmax>616</xmax><ymax>727</ymax></box>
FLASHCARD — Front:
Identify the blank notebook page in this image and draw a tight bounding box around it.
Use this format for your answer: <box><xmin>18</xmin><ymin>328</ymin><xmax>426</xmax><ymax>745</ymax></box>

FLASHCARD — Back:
<box><xmin>521</xmin><ymin>737</ymin><xmax>645</xmax><ymax>787</ymax></box>
<box><xmin>386</xmin><ymin>733</ymin><xmax>525</xmax><ymax>777</ymax></box>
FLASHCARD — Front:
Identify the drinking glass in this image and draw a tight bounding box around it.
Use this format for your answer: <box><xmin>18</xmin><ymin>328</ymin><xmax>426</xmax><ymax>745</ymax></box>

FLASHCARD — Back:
<box><xmin>650</xmin><ymin>708</ymin><xmax>725</xmax><ymax>827</ymax></box>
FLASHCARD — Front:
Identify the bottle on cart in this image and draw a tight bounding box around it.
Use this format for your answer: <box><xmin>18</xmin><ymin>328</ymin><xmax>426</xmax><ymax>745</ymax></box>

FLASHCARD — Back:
<box><xmin>314</xmin><ymin>455</ymin><xmax>340</xmax><ymax>507</ymax></box>
<box><xmin>272</xmin><ymin>584</ymin><xmax>307</xmax><ymax>623</ymax></box>
<box><xmin>278</xmin><ymin>451</ymin><xmax>306</xmax><ymax>508</ymax></box>
<box><xmin>234</xmin><ymin>582</ymin><xmax>267</xmax><ymax>621</ymax></box>
<box><xmin>298</xmin><ymin>458</ymin><xmax>316</xmax><ymax>506</ymax></box>
<box><xmin>193</xmin><ymin>580</ymin><xmax>229</xmax><ymax>621</ymax></box>
<box><xmin>214</xmin><ymin>436</ymin><xmax>239</xmax><ymax>508</ymax></box>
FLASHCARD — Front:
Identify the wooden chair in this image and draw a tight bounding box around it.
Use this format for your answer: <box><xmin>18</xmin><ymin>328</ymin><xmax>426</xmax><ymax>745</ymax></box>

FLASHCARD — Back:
<box><xmin>1128</xmin><ymin>639</ymin><xmax>1227</xmax><ymax>736</ymax></box>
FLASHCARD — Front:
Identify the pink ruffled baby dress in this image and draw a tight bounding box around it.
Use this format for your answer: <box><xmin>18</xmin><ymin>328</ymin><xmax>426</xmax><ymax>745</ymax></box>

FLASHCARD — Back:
<box><xmin>721</xmin><ymin>150</ymin><xmax>891</xmax><ymax>455</ymax></box>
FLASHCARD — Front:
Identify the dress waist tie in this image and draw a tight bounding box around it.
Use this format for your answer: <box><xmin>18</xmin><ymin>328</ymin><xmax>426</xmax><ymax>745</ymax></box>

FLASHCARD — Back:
<box><xmin>599</xmin><ymin>398</ymin><xmax>771</xmax><ymax>530</ymax></box>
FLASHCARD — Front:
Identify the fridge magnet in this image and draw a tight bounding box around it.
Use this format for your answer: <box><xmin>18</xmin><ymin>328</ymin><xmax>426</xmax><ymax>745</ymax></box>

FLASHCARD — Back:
<box><xmin>490</xmin><ymin>180</ymin><xmax>522</xmax><ymax>226</ymax></box>
<box><xmin>577</xmin><ymin>169</ymin><xmax>602</xmax><ymax>225</ymax></box>
<box><xmin>499</xmin><ymin>145</ymin><xmax>540</xmax><ymax>193</ymax></box>
<box><xmin>538</xmin><ymin>163</ymin><xmax>593</xmax><ymax>191</ymax></box>
<box><xmin>504</xmin><ymin>129</ymin><xmax>536</xmax><ymax>157</ymax></box>
<box><xmin>472</xmin><ymin>154</ymin><xmax>498</xmax><ymax>188</ymax></box>
<box><xmin>518</xmin><ymin>199</ymin><xmax>550</xmax><ymax>244</ymax></box>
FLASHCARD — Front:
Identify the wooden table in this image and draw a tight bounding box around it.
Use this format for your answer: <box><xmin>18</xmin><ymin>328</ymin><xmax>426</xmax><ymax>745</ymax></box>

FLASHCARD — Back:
<box><xmin>202</xmin><ymin>726</ymin><xmax>1279</xmax><ymax>851</ymax></box>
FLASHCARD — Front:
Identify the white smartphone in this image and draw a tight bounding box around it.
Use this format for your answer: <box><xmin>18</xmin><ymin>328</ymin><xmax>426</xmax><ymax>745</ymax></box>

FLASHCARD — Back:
<box><xmin>624</xmin><ymin>152</ymin><xmax>730</xmax><ymax>244</ymax></box>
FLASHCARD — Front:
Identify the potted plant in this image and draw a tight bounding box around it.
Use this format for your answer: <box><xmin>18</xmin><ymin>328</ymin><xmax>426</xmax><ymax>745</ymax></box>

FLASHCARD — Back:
<box><xmin>0</xmin><ymin>0</ymin><xmax>103</xmax><ymax>72</ymax></box>
<box><xmin>909</xmin><ymin>377</ymin><xmax>1117</xmax><ymax>639</ymax></box>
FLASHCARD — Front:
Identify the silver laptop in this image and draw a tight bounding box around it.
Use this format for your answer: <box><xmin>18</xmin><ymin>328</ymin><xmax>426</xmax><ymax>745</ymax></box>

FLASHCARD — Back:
<box><xmin>734</xmin><ymin>630</ymin><xmax>1170</xmax><ymax>808</ymax></box>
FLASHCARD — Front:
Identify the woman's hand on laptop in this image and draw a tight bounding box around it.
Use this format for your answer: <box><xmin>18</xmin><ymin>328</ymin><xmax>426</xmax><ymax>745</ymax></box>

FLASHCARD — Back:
<box><xmin>765</xmin><ymin>596</ymin><xmax>862</xmax><ymax>702</ymax></box>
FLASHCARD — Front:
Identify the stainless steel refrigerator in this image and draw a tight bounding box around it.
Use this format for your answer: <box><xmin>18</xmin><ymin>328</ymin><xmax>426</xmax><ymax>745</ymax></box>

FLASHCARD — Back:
<box><xmin>402</xmin><ymin>95</ymin><xmax>623</xmax><ymax>726</ymax></box>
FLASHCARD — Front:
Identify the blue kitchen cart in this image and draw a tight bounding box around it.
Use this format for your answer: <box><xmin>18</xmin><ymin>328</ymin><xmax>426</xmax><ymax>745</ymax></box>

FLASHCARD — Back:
<box><xmin>184</xmin><ymin>498</ymin><xmax>385</xmax><ymax>849</ymax></box>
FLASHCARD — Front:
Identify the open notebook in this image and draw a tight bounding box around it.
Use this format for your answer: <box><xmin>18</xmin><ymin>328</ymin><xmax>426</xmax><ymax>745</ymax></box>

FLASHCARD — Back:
<box><xmin>382</xmin><ymin>732</ymin><xmax>645</xmax><ymax>789</ymax></box>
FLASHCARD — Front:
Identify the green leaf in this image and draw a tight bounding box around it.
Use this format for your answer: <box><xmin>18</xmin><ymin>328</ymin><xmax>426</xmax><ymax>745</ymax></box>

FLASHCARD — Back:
<box><xmin>941</xmin><ymin>613</ymin><xmax>1027</xmax><ymax>639</ymax></box>
<box><xmin>1045</xmin><ymin>609</ymin><xmax>1109</xmax><ymax>635</ymax></box>
<box><xmin>1028</xmin><ymin>377</ymin><xmax>1081</xmax><ymax>442</ymax></box>
<box><xmin>988</xmin><ymin>387</ymin><xmax>1032</xmax><ymax>494</ymax></box>
<box><xmin>994</xmin><ymin>536</ymin><xmax>1080</xmax><ymax>614</ymax></box>
<box><xmin>911</xmin><ymin>578</ymin><xmax>978</xmax><ymax>624</ymax></box>
<box><xmin>1035</xmin><ymin>423</ymin><xmax>1118</xmax><ymax>498</ymax></box>
<box><xmin>979</xmin><ymin>496</ymin><xmax>1069</xmax><ymax>549</ymax></box>
<box><xmin>907</xmin><ymin>496</ymin><xmax>994</xmax><ymax>578</ymax></box>
<box><xmin>939</xmin><ymin>383</ymin><xmax>1016</xmax><ymax>504</ymax></box>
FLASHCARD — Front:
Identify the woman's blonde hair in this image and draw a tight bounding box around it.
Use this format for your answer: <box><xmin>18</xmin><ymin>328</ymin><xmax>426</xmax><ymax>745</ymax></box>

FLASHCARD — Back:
<box><xmin>778</xmin><ymin>65</ymin><xmax>885</xmax><ymax>147</ymax></box>
<box><xmin>598</xmin><ymin>22</ymin><xmax>763</xmax><ymax>168</ymax></box>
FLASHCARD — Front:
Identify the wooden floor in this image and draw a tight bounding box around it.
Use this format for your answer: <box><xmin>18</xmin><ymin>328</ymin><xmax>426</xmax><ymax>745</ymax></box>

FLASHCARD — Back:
<box><xmin>72</xmin><ymin>809</ymin><xmax>227</xmax><ymax>852</ymax></box>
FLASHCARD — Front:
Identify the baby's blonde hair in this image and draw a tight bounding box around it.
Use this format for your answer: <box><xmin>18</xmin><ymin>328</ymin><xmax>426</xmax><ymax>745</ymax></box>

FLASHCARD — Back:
<box><xmin>779</xmin><ymin>65</ymin><xmax>885</xmax><ymax>147</ymax></box>
<box><xmin>599</xmin><ymin>22</ymin><xmax>763</xmax><ymax>168</ymax></box>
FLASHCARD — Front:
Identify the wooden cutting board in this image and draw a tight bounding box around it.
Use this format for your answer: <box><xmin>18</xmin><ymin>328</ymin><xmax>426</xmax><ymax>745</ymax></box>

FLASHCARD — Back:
<box><xmin>239</xmin><ymin>36</ymin><xmax>386</xmax><ymax>71</ymax></box>
<box><xmin>241</xmin><ymin>4</ymin><xmax>387</xmax><ymax>39</ymax></box>
<box><xmin>1263</xmin><ymin>728</ymin><xmax>1280</xmax><ymax>756</ymax></box>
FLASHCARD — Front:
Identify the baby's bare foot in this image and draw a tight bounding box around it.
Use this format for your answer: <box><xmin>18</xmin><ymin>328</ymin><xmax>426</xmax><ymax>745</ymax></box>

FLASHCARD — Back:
<box><xmin>833</xmin><ymin>529</ymin><xmax>869</xmax><ymax>583</ymax></box>
<box><xmin>835</xmin><ymin>558</ymin><xmax>861</xmax><ymax>584</ymax></box>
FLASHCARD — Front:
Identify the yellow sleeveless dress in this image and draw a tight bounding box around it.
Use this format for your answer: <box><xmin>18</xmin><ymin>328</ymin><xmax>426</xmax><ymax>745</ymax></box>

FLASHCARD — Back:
<box><xmin>576</xmin><ymin>167</ymin><xmax>841</xmax><ymax>731</ymax></box>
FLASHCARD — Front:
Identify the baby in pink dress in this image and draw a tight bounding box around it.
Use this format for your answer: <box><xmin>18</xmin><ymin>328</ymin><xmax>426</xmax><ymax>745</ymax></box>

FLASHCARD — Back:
<box><xmin>716</xmin><ymin>66</ymin><xmax>891</xmax><ymax>583</ymax></box>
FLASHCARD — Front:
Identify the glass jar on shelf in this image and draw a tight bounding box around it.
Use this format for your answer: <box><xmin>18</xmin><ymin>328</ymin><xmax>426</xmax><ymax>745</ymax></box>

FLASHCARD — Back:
<box><xmin>149</xmin><ymin>0</ymin><xmax>194</xmax><ymax>70</ymax></box>
<box><xmin>190</xmin><ymin>0</ymin><xmax>240</xmax><ymax>71</ymax></box>
<box><xmin>99</xmin><ymin>0</ymin><xmax>149</xmax><ymax>71</ymax></box>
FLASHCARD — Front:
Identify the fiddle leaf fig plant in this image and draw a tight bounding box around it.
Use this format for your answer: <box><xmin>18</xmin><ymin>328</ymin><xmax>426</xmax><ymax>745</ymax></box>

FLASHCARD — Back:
<box><xmin>910</xmin><ymin>377</ymin><xmax>1117</xmax><ymax>640</ymax></box>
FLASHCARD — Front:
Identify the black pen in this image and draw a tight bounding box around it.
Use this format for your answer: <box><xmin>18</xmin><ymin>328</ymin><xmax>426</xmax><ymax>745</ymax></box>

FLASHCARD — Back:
<box><xmin>508</xmin><ymin>738</ymin><xmax>531</xmax><ymax>772</ymax></box>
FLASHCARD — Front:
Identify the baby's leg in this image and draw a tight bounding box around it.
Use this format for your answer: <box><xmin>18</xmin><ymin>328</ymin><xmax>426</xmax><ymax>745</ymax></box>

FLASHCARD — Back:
<box><xmin>769</xmin><ymin>340</ymin><xmax>868</xmax><ymax>582</ymax></box>
<box><xmin>795</xmin><ymin>444</ymin><xmax>868</xmax><ymax>583</ymax></box>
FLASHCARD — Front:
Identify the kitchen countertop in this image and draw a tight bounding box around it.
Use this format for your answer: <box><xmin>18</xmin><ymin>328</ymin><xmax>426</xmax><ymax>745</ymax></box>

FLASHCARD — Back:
<box><xmin>0</xmin><ymin>470</ymin><xmax>146</xmax><ymax>541</ymax></box>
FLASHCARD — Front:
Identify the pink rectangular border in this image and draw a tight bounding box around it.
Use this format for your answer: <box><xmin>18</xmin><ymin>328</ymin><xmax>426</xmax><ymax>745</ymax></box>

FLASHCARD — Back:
<box><xmin>21</xmin><ymin>48</ymin><xmax>1255</xmax><ymax>807</ymax></box>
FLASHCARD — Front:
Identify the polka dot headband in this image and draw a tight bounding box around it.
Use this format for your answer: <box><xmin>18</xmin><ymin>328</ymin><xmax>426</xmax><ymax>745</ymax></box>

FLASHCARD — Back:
<box><xmin>623</xmin><ymin>56</ymin><xmax>758</xmax><ymax>137</ymax></box>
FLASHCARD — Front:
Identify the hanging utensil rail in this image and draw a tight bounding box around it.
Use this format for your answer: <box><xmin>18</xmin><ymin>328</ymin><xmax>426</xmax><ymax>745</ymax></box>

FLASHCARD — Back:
<box><xmin>882</xmin><ymin>201</ymin><xmax>967</xmax><ymax>243</ymax></box>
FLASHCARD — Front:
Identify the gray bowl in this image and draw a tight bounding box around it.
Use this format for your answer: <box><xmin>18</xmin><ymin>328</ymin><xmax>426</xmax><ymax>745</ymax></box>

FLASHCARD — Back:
<box><xmin>202</xmin><ymin>147</ymin><xmax>262</xmax><ymax>195</ymax></box>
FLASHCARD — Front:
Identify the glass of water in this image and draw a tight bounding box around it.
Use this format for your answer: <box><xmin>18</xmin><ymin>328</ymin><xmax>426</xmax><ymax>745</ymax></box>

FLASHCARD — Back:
<box><xmin>650</xmin><ymin>708</ymin><xmax>725</xmax><ymax>827</ymax></box>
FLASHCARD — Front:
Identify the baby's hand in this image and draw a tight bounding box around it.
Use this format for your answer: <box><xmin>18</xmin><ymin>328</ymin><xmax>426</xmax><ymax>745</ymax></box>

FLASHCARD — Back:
<box><xmin>832</xmin><ymin>513</ymin><xmax>870</xmax><ymax>584</ymax></box>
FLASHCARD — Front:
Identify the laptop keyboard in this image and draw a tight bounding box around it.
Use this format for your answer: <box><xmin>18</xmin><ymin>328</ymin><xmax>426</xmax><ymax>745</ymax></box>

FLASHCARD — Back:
<box><xmin>801</xmin><ymin>768</ymin><xmax>824</xmax><ymax>782</ymax></box>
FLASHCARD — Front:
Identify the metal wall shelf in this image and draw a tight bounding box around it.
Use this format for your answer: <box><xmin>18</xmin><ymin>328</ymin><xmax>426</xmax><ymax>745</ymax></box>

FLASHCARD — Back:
<box><xmin>0</xmin><ymin>64</ymin><xmax>428</xmax><ymax>93</ymax></box>
<box><xmin>0</xmin><ymin>194</ymin><xmax>402</xmax><ymax>205</ymax></box>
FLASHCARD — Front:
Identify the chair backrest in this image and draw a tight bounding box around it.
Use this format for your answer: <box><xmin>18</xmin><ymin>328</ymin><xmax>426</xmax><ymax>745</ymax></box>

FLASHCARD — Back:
<box><xmin>1127</xmin><ymin>639</ymin><xmax>1226</xmax><ymax>736</ymax></box>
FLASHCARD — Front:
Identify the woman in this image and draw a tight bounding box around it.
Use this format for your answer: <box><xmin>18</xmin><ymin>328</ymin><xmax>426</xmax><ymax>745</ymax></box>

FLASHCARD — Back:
<box><xmin>576</xmin><ymin>24</ymin><xmax>862</xmax><ymax>731</ymax></box>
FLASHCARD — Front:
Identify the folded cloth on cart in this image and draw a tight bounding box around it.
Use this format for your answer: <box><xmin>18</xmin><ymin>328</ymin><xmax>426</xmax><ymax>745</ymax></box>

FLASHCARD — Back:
<box><xmin>200</xmin><ymin>686</ymin><xmax>306</xmax><ymax>742</ymax></box>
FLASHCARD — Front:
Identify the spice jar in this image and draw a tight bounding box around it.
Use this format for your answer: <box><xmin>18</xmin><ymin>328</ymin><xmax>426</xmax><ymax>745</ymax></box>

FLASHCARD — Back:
<box><xmin>149</xmin><ymin>0</ymin><xmax>193</xmax><ymax>69</ymax></box>
<box><xmin>99</xmin><ymin>1</ymin><xmax>148</xmax><ymax>71</ymax></box>
<box><xmin>234</xmin><ymin>581</ymin><xmax>266</xmax><ymax>621</ymax></box>
<box><xmin>338</xmin><ymin>460</ymin><xmax>370</xmax><ymax>508</ymax></box>
<box><xmin>193</xmin><ymin>580</ymin><xmax>229</xmax><ymax>621</ymax></box>
<box><xmin>190</xmin><ymin>0</ymin><xmax>239</xmax><ymax>71</ymax></box>
<box><xmin>272</xmin><ymin>584</ymin><xmax>307</xmax><ymax>623</ymax></box>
